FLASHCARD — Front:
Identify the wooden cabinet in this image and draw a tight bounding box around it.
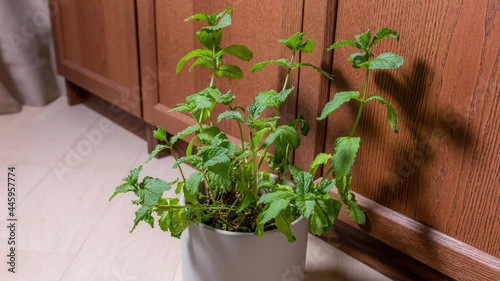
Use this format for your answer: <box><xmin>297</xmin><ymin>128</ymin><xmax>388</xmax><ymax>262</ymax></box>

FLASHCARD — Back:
<box><xmin>139</xmin><ymin>1</ymin><xmax>318</xmax><ymax>145</ymax></box>
<box><xmin>51</xmin><ymin>0</ymin><xmax>499</xmax><ymax>279</ymax></box>
<box><xmin>322</xmin><ymin>0</ymin><xmax>499</xmax><ymax>279</ymax></box>
<box><xmin>50</xmin><ymin>0</ymin><xmax>141</xmax><ymax>116</ymax></box>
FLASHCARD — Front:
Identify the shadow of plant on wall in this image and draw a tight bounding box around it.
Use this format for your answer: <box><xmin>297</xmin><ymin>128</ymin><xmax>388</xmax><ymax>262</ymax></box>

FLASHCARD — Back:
<box><xmin>373</xmin><ymin>59</ymin><xmax>476</xmax><ymax>215</ymax></box>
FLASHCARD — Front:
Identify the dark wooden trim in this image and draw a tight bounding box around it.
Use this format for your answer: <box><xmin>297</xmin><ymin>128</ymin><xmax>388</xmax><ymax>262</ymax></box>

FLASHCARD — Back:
<box><xmin>136</xmin><ymin>0</ymin><xmax>159</xmax><ymax>124</ymax></box>
<box><xmin>327</xmin><ymin>189</ymin><xmax>500</xmax><ymax>280</ymax></box>
<box><xmin>294</xmin><ymin>0</ymin><xmax>337</xmax><ymax>173</ymax></box>
<box><xmin>79</xmin><ymin>90</ymin><xmax>146</xmax><ymax>141</ymax></box>
<box><xmin>65</xmin><ymin>81</ymin><xmax>83</xmax><ymax>106</ymax></box>
<box><xmin>321</xmin><ymin>220</ymin><xmax>451</xmax><ymax>281</ymax></box>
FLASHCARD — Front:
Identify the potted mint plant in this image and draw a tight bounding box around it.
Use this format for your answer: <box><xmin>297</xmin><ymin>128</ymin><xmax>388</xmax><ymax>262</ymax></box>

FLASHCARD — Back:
<box><xmin>110</xmin><ymin>8</ymin><xmax>403</xmax><ymax>281</ymax></box>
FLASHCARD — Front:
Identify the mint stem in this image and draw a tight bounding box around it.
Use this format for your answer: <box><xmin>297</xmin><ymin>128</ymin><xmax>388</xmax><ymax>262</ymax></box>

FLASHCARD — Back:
<box><xmin>349</xmin><ymin>67</ymin><xmax>370</xmax><ymax>137</ymax></box>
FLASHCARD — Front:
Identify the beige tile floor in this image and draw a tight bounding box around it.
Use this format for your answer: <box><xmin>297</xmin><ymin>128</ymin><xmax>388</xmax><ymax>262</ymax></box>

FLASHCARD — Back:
<box><xmin>0</xmin><ymin>97</ymin><xmax>390</xmax><ymax>281</ymax></box>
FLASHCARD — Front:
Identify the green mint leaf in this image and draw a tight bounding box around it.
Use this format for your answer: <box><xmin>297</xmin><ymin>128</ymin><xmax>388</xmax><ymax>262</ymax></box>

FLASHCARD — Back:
<box><xmin>196</xmin><ymin>29</ymin><xmax>222</xmax><ymax>50</ymax></box>
<box><xmin>206</xmin><ymin>170</ymin><xmax>232</xmax><ymax>192</ymax></box>
<box><xmin>153</xmin><ymin>127</ymin><xmax>168</xmax><ymax>142</ymax></box>
<box><xmin>366</xmin><ymin>95</ymin><xmax>398</xmax><ymax>133</ymax></box>
<box><xmin>335</xmin><ymin>174</ymin><xmax>351</xmax><ymax>202</ymax></box>
<box><xmin>263</xmin><ymin>125</ymin><xmax>301</xmax><ymax>149</ymax></box>
<box><xmin>185</xmin><ymin>13</ymin><xmax>210</xmax><ymax>22</ymax></box>
<box><xmin>264</xmin><ymin>126</ymin><xmax>301</xmax><ymax>172</ymax></box>
<box><xmin>186</xmin><ymin>138</ymin><xmax>195</xmax><ymax>156</ymax></box>
<box><xmin>131</xmin><ymin>205</ymin><xmax>154</xmax><ymax>232</ymax></box>
<box><xmin>355</xmin><ymin>30</ymin><xmax>371</xmax><ymax>49</ymax></box>
<box><xmin>299</xmin><ymin>39</ymin><xmax>315</xmax><ymax>53</ymax></box>
<box><xmin>332</xmin><ymin>137</ymin><xmax>361</xmax><ymax>177</ymax></box>
<box><xmin>260</xmin><ymin>198</ymin><xmax>292</xmax><ymax>224</ymax></box>
<box><xmin>236</xmin><ymin>191</ymin><xmax>255</xmax><ymax>213</ymax></box>
<box><xmin>370</xmin><ymin>27</ymin><xmax>400</xmax><ymax>47</ymax></box>
<box><xmin>146</xmin><ymin>144</ymin><xmax>169</xmax><ymax>163</ymax></box>
<box><xmin>216</xmin><ymin>8</ymin><xmax>233</xmax><ymax>20</ymax></box>
<box><xmin>317</xmin><ymin>91</ymin><xmax>360</xmax><ymax>120</ymax></box>
<box><xmin>309</xmin><ymin>198</ymin><xmax>341</xmax><ymax>235</ymax></box>
<box><xmin>348</xmin><ymin>201</ymin><xmax>366</xmax><ymax>224</ymax></box>
<box><xmin>158</xmin><ymin>210</ymin><xmax>172</xmax><ymax>231</ymax></box>
<box><xmin>124</xmin><ymin>165</ymin><xmax>142</xmax><ymax>185</ymax></box>
<box><xmin>170</xmin><ymin>209</ymin><xmax>190</xmax><ymax>238</ymax></box>
<box><xmin>173</xmin><ymin>155</ymin><xmax>203</xmax><ymax>169</ymax></box>
<box><xmin>219</xmin><ymin>45</ymin><xmax>253</xmax><ymax>61</ymax></box>
<box><xmin>296</xmin><ymin>197</ymin><xmax>316</xmax><ymax>218</ymax></box>
<box><xmin>257</xmin><ymin>190</ymin><xmax>295</xmax><ymax>205</ymax></box>
<box><xmin>250</xmin><ymin>58</ymin><xmax>288</xmax><ymax>72</ymax></box>
<box><xmin>137</xmin><ymin>177</ymin><xmax>172</xmax><ymax>207</ymax></box>
<box><xmin>203</xmin><ymin>147</ymin><xmax>231</xmax><ymax>168</ymax></box>
<box><xmin>190</xmin><ymin>57</ymin><xmax>214</xmax><ymax>71</ymax></box>
<box><xmin>176</xmin><ymin>49</ymin><xmax>212</xmax><ymax>73</ymax></box>
<box><xmin>348</xmin><ymin>53</ymin><xmax>368</xmax><ymax>68</ymax></box>
<box><xmin>275</xmin><ymin>86</ymin><xmax>295</xmax><ymax>105</ymax></box>
<box><xmin>248</xmin><ymin>89</ymin><xmax>278</xmax><ymax>119</ymax></box>
<box><xmin>185</xmin><ymin>172</ymin><xmax>203</xmax><ymax>203</ymax></box>
<box><xmin>308</xmin><ymin>153</ymin><xmax>332</xmax><ymax>176</ymax></box>
<box><xmin>254</xmin><ymin>213</ymin><xmax>265</xmax><ymax>237</ymax></box>
<box><xmin>204</xmin><ymin>14</ymin><xmax>231</xmax><ymax>30</ymax></box>
<box><xmin>289</xmin><ymin>166</ymin><xmax>313</xmax><ymax>196</ymax></box>
<box><xmin>198</xmin><ymin>126</ymin><xmax>222</xmax><ymax>144</ymax></box>
<box><xmin>169</xmin><ymin>104</ymin><xmax>191</xmax><ymax>114</ymax></box>
<box><xmin>279</xmin><ymin>32</ymin><xmax>305</xmax><ymax>51</ymax></box>
<box><xmin>217</xmin><ymin>110</ymin><xmax>246</xmax><ymax>123</ymax></box>
<box><xmin>252</xmin><ymin>128</ymin><xmax>270</xmax><ymax>149</ymax></box>
<box><xmin>175</xmin><ymin>182</ymin><xmax>184</xmax><ymax>195</ymax></box>
<box><xmin>326</xmin><ymin>40</ymin><xmax>357</xmax><ymax>51</ymax></box>
<box><xmin>215</xmin><ymin>65</ymin><xmax>243</xmax><ymax>79</ymax></box>
<box><xmin>368</xmin><ymin>52</ymin><xmax>404</xmax><ymax>69</ymax></box>
<box><xmin>316</xmin><ymin>179</ymin><xmax>335</xmax><ymax>194</ymax></box>
<box><xmin>289</xmin><ymin>114</ymin><xmax>310</xmax><ymax>136</ymax></box>
<box><xmin>186</xmin><ymin>93</ymin><xmax>215</xmax><ymax>123</ymax></box>
<box><xmin>275</xmin><ymin>214</ymin><xmax>296</xmax><ymax>242</ymax></box>
<box><xmin>291</xmin><ymin>63</ymin><xmax>333</xmax><ymax>80</ymax></box>
<box><xmin>170</xmin><ymin>125</ymin><xmax>198</xmax><ymax>146</ymax></box>
<box><xmin>109</xmin><ymin>183</ymin><xmax>136</xmax><ymax>201</ymax></box>
<box><xmin>197</xmin><ymin>87</ymin><xmax>234</xmax><ymax>105</ymax></box>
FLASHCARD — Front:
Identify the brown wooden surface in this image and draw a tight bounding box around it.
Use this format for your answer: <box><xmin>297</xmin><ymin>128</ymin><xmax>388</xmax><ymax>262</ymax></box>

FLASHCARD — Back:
<box><xmin>324</xmin><ymin>0</ymin><xmax>500</xmax><ymax>258</ymax></box>
<box><xmin>322</xmin><ymin>220</ymin><xmax>452</xmax><ymax>281</ymax></box>
<box><xmin>65</xmin><ymin>81</ymin><xmax>83</xmax><ymax>106</ymax></box>
<box><xmin>49</xmin><ymin>0</ymin><xmax>142</xmax><ymax>117</ymax></box>
<box><xmin>293</xmin><ymin>0</ymin><xmax>337</xmax><ymax>172</ymax></box>
<box><xmin>144</xmin><ymin>1</ymin><xmax>305</xmax><ymax>142</ymax></box>
<box><xmin>329</xmin><ymin>189</ymin><xmax>500</xmax><ymax>281</ymax></box>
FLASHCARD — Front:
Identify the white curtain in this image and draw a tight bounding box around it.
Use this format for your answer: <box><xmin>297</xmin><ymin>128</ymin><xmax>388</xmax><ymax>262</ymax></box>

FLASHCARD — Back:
<box><xmin>0</xmin><ymin>0</ymin><xmax>62</xmax><ymax>114</ymax></box>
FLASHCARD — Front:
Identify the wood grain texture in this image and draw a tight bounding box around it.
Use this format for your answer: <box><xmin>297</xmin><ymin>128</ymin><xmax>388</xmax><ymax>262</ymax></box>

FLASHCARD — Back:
<box><xmin>324</xmin><ymin>0</ymin><xmax>500</xmax><ymax>257</ymax></box>
<box><xmin>149</xmin><ymin>1</ymin><xmax>305</xmax><ymax>141</ymax></box>
<box><xmin>50</xmin><ymin>0</ymin><xmax>142</xmax><ymax>117</ymax></box>
<box><xmin>329</xmin><ymin>189</ymin><xmax>500</xmax><ymax>281</ymax></box>
<box><xmin>294</xmin><ymin>0</ymin><xmax>337</xmax><ymax>172</ymax></box>
<box><xmin>321</xmin><ymin>220</ymin><xmax>451</xmax><ymax>281</ymax></box>
<box><xmin>65</xmin><ymin>80</ymin><xmax>83</xmax><ymax>105</ymax></box>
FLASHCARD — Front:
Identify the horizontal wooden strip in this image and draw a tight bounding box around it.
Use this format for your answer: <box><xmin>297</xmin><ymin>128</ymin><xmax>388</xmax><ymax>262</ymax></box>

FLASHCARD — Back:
<box><xmin>328</xmin><ymin>189</ymin><xmax>500</xmax><ymax>280</ymax></box>
<box><xmin>321</xmin><ymin>220</ymin><xmax>451</xmax><ymax>281</ymax></box>
<box><xmin>60</xmin><ymin>60</ymin><xmax>142</xmax><ymax>117</ymax></box>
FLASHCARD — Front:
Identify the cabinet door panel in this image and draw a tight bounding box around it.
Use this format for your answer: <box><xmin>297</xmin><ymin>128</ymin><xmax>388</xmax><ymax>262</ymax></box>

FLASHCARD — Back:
<box><xmin>50</xmin><ymin>0</ymin><xmax>141</xmax><ymax>116</ymax></box>
<box><xmin>146</xmin><ymin>1</ymin><xmax>304</xmax><ymax>141</ymax></box>
<box><xmin>326</xmin><ymin>0</ymin><xmax>499</xmax><ymax>257</ymax></box>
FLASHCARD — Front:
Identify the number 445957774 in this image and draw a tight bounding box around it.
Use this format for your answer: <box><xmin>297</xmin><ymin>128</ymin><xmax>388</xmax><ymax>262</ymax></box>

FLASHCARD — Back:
<box><xmin>7</xmin><ymin>167</ymin><xmax>16</xmax><ymax>218</ymax></box>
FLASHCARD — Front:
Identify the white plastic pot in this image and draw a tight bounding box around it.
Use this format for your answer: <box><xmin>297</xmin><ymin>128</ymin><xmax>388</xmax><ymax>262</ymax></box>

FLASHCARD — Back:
<box><xmin>181</xmin><ymin>216</ymin><xmax>309</xmax><ymax>281</ymax></box>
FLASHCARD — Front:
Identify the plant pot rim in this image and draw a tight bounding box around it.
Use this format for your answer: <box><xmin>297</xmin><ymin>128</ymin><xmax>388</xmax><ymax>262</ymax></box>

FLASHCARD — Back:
<box><xmin>190</xmin><ymin>215</ymin><xmax>306</xmax><ymax>237</ymax></box>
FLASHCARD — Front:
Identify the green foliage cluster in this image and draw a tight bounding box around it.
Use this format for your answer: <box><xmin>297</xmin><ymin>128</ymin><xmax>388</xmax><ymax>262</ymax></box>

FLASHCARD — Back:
<box><xmin>110</xmin><ymin>8</ymin><xmax>403</xmax><ymax>242</ymax></box>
